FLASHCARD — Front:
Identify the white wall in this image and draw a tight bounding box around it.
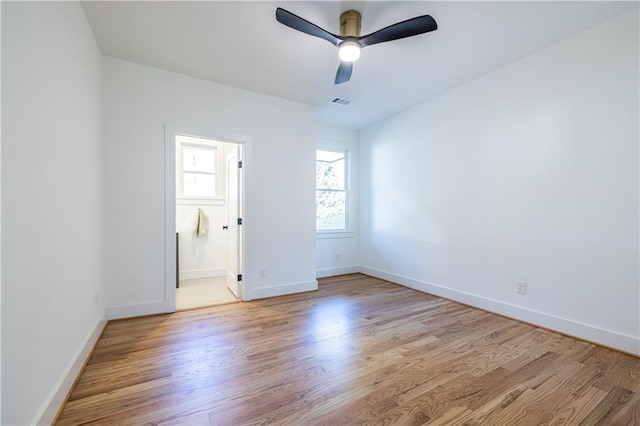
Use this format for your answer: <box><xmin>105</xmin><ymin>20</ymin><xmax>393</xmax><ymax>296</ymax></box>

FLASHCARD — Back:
<box><xmin>0</xmin><ymin>2</ymin><xmax>4</xmax><ymax>421</ymax></box>
<box><xmin>103</xmin><ymin>57</ymin><xmax>317</xmax><ymax>316</ymax></box>
<box><xmin>1</xmin><ymin>2</ymin><xmax>106</xmax><ymax>424</ymax></box>
<box><xmin>359</xmin><ymin>10</ymin><xmax>639</xmax><ymax>354</ymax></box>
<box><xmin>177</xmin><ymin>203</ymin><xmax>228</xmax><ymax>279</ymax></box>
<box><xmin>316</xmin><ymin>124</ymin><xmax>360</xmax><ymax>278</ymax></box>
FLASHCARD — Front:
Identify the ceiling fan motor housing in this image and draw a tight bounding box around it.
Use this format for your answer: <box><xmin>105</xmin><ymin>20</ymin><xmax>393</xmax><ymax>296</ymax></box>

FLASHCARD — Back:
<box><xmin>340</xmin><ymin>10</ymin><xmax>361</xmax><ymax>37</ymax></box>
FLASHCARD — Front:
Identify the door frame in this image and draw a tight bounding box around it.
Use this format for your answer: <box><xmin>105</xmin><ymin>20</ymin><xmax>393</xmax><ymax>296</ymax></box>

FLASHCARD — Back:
<box><xmin>164</xmin><ymin>124</ymin><xmax>251</xmax><ymax>312</ymax></box>
<box><xmin>224</xmin><ymin>146</ymin><xmax>242</xmax><ymax>298</ymax></box>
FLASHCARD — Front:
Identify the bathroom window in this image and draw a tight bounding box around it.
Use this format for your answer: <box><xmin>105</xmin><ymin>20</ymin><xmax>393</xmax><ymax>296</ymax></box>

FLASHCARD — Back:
<box><xmin>176</xmin><ymin>135</ymin><xmax>223</xmax><ymax>200</ymax></box>
<box><xmin>182</xmin><ymin>145</ymin><xmax>216</xmax><ymax>197</ymax></box>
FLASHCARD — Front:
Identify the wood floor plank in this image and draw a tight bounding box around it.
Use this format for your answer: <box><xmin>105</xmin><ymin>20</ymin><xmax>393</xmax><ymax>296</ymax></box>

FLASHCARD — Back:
<box><xmin>56</xmin><ymin>274</ymin><xmax>640</xmax><ymax>425</ymax></box>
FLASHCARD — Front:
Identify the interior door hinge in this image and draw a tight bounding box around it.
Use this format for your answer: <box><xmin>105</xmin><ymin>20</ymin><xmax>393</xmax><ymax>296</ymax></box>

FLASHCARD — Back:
<box><xmin>238</xmin><ymin>160</ymin><xmax>243</xmax><ymax>168</ymax></box>
<box><xmin>237</xmin><ymin>274</ymin><xmax>242</xmax><ymax>282</ymax></box>
<box><xmin>237</xmin><ymin>218</ymin><xmax>242</xmax><ymax>225</ymax></box>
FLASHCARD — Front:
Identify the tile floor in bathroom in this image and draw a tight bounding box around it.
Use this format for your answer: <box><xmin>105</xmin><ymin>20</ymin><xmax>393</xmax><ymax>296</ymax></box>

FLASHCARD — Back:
<box><xmin>176</xmin><ymin>276</ymin><xmax>239</xmax><ymax>310</ymax></box>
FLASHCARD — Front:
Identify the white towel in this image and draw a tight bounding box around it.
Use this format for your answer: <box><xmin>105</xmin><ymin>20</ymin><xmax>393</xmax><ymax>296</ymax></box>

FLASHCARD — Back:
<box><xmin>196</xmin><ymin>209</ymin><xmax>209</xmax><ymax>237</ymax></box>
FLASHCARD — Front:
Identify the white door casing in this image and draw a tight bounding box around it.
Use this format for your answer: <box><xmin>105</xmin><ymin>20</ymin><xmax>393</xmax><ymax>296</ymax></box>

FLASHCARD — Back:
<box><xmin>165</xmin><ymin>124</ymin><xmax>250</xmax><ymax>311</ymax></box>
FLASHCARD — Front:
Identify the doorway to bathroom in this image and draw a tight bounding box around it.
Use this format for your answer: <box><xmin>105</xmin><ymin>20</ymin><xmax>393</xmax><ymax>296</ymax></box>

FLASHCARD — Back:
<box><xmin>173</xmin><ymin>133</ymin><xmax>244</xmax><ymax>310</ymax></box>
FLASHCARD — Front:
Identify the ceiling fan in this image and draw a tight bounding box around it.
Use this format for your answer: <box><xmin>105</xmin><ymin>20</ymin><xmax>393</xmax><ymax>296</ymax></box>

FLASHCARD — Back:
<box><xmin>275</xmin><ymin>7</ymin><xmax>438</xmax><ymax>84</ymax></box>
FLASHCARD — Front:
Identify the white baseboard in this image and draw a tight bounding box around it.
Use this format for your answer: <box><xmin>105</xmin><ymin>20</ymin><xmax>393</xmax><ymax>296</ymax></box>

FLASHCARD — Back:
<box><xmin>107</xmin><ymin>301</ymin><xmax>168</xmax><ymax>320</ymax></box>
<box><xmin>35</xmin><ymin>310</ymin><xmax>108</xmax><ymax>425</ymax></box>
<box><xmin>316</xmin><ymin>265</ymin><xmax>360</xmax><ymax>278</ymax></box>
<box><xmin>179</xmin><ymin>267</ymin><xmax>226</xmax><ymax>280</ymax></box>
<box><xmin>360</xmin><ymin>266</ymin><xmax>640</xmax><ymax>356</ymax></box>
<box><xmin>249</xmin><ymin>279</ymin><xmax>318</xmax><ymax>300</ymax></box>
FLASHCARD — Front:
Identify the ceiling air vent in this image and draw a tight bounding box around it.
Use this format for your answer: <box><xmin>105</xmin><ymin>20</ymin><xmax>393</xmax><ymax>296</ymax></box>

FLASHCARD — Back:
<box><xmin>330</xmin><ymin>97</ymin><xmax>351</xmax><ymax>106</ymax></box>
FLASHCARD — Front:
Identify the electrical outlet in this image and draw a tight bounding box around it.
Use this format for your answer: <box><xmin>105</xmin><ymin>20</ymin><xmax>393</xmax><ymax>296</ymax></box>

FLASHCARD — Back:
<box><xmin>260</xmin><ymin>269</ymin><xmax>267</xmax><ymax>278</ymax></box>
<box><xmin>516</xmin><ymin>280</ymin><xmax>527</xmax><ymax>295</ymax></box>
<box><xmin>335</xmin><ymin>254</ymin><xmax>341</xmax><ymax>261</ymax></box>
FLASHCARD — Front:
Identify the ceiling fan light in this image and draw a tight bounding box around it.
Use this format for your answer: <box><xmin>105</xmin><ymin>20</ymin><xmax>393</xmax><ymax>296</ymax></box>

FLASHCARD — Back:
<box><xmin>338</xmin><ymin>42</ymin><xmax>361</xmax><ymax>62</ymax></box>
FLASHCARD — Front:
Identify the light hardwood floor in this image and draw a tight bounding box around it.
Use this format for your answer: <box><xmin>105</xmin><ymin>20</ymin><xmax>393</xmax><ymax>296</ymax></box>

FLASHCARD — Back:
<box><xmin>57</xmin><ymin>274</ymin><xmax>640</xmax><ymax>425</ymax></box>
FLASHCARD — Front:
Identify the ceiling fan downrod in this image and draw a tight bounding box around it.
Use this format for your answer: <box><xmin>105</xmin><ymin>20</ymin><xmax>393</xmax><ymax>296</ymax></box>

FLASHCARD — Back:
<box><xmin>340</xmin><ymin>10</ymin><xmax>361</xmax><ymax>37</ymax></box>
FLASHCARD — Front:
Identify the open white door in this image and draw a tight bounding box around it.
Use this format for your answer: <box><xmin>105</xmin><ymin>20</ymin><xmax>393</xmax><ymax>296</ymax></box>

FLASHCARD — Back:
<box><xmin>225</xmin><ymin>145</ymin><xmax>243</xmax><ymax>298</ymax></box>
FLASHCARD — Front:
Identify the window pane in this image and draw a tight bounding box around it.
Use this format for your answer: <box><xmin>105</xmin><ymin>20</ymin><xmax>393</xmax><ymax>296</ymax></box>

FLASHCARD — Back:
<box><xmin>316</xmin><ymin>156</ymin><xmax>345</xmax><ymax>190</ymax></box>
<box><xmin>183</xmin><ymin>146</ymin><xmax>216</xmax><ymax>173</ymax></box>
<box><xmin>316</xmin><ymin>190</ymin><xmax>346</xmax><ymax>230</ymax></box>
<box><xmin>184</xmin><ymin>173</ymin><xmax>216</xmax><ymax>197</ymax></box>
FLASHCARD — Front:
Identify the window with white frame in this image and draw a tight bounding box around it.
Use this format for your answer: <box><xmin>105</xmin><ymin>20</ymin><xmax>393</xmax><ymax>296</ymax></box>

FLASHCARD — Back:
<box><xmin>176</xmin><ymin>135</ymin><xmax>222</xmax><ymax>200</ymax></box>
<box><xmin>316</xmin><ymin>149</ymin><xmax>348</xmax><ymax>231</ymax></box>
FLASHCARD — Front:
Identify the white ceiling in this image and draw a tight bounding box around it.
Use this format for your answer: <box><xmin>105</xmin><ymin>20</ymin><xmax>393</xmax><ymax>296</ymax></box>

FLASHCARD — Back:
<box><xmin>82</xmin><ymin>1</ymin><xmax>637</xmax><ymax>130</ymax></box>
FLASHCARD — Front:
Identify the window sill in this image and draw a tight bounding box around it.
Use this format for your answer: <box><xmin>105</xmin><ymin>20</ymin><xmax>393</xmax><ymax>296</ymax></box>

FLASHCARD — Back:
<box><xmin>316</xmin><ymin>231</ymin><xmax>355</xmax><ymax>239</ymax></box>
<box><xmin>177</xmin><ymin>198</ymin><xmax>225</xmax><ymax>206</ymax></box>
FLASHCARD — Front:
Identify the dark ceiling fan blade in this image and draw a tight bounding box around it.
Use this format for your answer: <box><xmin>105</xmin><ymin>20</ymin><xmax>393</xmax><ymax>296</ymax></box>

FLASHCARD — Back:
<box><xmin>358</xmin><ymin>15</ymin><xmax>437</xmax><ymax>48</ymax></box>
<box><xmin>335</xmin><ymin>61</ymin><xmax>353</xmax><ymax>84</ymax></box>
<box><xmin>276</xmin><ymin>8</ymin><xmax>342</xmax><ymax>47</ymax></box>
